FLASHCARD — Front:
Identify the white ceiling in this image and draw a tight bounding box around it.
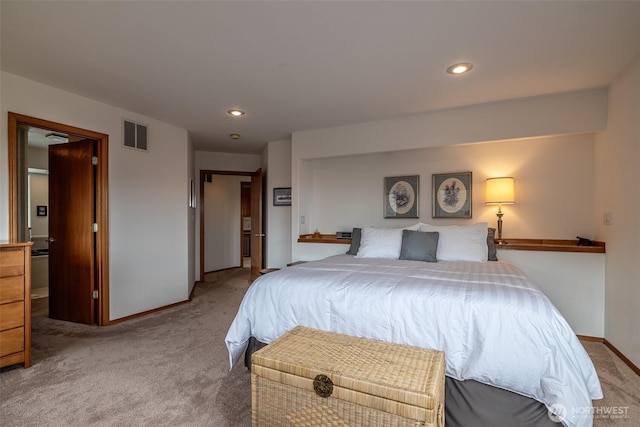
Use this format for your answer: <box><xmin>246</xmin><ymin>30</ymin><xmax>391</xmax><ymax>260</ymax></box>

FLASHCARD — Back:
<box><xmin>2</xmin><ymin>1</ymin><xmax>639</xmax><ymax>154</ymax></box>
<box><xmin>27</xmin><ymin>128</ymin><xmax>68</xmax><ymax>149</ymax></box>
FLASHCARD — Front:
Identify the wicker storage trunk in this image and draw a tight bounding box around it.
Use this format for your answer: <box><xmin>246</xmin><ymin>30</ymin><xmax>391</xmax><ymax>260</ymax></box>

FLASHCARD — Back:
<box><xmin>251</xmin><ymin>326</ymin><xmax>445</xmax><ymax>427</ymax></box>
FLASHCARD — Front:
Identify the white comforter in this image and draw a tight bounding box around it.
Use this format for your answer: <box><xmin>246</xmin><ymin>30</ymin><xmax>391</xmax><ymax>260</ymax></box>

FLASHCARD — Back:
<box><xmin>225</xmin><ymin>255</ymin><xmax>602</xmax><ymax>427</ymax></box>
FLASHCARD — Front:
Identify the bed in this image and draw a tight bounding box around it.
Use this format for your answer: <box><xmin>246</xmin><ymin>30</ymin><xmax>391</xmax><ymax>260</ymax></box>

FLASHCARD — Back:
<box><xmin>225</xmin><ymin>225</ymin><xmax>602</xmax><ymax>427</ymax></box>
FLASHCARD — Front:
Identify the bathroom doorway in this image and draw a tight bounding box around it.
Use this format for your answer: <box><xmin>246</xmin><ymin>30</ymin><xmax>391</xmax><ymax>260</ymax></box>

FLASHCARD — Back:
<box><xmin>8</xmin><ymin>112</ymin><xmax>110</xmax><ymax>325</ymax></box>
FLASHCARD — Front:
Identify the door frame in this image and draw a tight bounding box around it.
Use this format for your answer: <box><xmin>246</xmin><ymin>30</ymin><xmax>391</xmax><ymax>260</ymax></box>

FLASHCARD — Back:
<box><xmin>7</xmin><ymin>112</ymin><xmax>110</xmax><ymax>326</ymax></box>
<box><xmin>199</xmin><ymin>169</ymin><xmax>262</xmax><ymax>281</ymax></box>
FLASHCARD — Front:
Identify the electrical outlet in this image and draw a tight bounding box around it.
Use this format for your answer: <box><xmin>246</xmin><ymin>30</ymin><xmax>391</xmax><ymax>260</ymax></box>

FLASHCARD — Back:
<box><xmin>300</xmin><ymin>215</ymin><xmax>306</xmax><ymax>225</ymax></box>
<box><xmin>603</xmin><ymin>213</ymin><xmax>612</xmax><ymax>225</ymax></box>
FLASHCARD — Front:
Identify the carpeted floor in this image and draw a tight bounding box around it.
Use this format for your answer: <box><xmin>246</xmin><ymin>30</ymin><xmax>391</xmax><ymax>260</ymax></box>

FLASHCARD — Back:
<box><xmin>1</xmin><ymin>268</ymin><xmax>252</xmax><ymax>427</ymax></box>
<box><xmin>1</xmin><ymin>267</ymin><xmax>638</xmax><ymax>426</ymax></box>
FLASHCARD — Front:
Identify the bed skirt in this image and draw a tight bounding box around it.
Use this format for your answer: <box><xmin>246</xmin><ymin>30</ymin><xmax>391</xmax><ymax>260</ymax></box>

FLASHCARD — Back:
<box><xmin>245</xmin><ymin>337</ymin><xmax>558</xmax><ymax>427</ymax></box>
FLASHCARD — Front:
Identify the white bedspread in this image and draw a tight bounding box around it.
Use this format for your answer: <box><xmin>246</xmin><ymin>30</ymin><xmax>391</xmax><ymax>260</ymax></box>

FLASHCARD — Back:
<box><xmin>225</xmin><ymin>255</ymin><xmax>602</xmax><ymax>427</ymax></box>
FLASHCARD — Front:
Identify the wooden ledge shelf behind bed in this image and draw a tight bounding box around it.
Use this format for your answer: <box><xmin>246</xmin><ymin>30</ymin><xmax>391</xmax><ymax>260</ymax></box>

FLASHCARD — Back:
<box><xmin>497</xmin><ymin>238</ymin><xmax>605</xmax><ymax>253</ymax></box>
<box><xmin>298</xmin><ymin>234</ymin><xmax>351</xmax><ymax>244</ymax></box>
<box><xmin>298</xmin><ymin>234</ymin><xmax>605</xmax><ymax>253</ymax></box>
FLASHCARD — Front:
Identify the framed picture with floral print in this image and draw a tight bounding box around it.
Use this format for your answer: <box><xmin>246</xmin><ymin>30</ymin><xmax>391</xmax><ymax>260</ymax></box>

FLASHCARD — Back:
<box><xmin>384</xmin><ymin>175</ymin><xmax>419</xmax><ymax>218</ymax></box>
<box><xmin>432</xmin><ymin>172</ymin><xmax>472</xmax><ymax>218</ymax></box>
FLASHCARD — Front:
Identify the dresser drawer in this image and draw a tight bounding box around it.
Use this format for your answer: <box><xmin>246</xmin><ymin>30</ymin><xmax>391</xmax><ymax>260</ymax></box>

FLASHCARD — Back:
<box><xmin>0</xmin><ymin>276</ymin><xmax>25</xmax><ymax>304</ymax></box>
<box><xmin>0</xmin><ymin>301</ymin><xmax>25</xmax><ymax>330</ymax></box>
<box><xmin>0</xmin><ymin>327</ymin><xmax>25</xmax><ymax>357</ymax></box>
<box><xmin>0</xmin><ymin>244</ymin><xmax>30</xmax><ymax>369</ymax></box>
<box><xmin>0</xmin><ymin>248</ymin><xmax>25</xmax><ymax>278</ymax></box>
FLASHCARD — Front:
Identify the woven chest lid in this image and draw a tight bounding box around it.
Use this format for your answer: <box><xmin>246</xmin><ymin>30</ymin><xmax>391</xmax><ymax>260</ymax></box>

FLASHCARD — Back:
<box><xmin>251</xmin><ymin>326</ymin><xmax>445</xmax><ymax>410</ymax></box>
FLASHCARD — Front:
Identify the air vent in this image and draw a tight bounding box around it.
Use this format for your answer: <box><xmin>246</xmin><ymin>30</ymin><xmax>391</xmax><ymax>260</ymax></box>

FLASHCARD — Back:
<box><xmin>123</xmin><ymin>119</ymin><xmax>148</xmax><ymax>152</ymax></box>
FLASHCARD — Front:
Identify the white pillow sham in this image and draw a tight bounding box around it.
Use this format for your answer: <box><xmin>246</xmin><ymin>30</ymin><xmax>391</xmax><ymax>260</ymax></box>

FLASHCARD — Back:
<box><xmin>356</xmin><ymin>225</ymin><xmax>418</xmax><ymax>259</ymax></box>
<box><xmin>418</xmin><ymin>222</ymin><xmax>489</xmax><ymax>262</ymax></box>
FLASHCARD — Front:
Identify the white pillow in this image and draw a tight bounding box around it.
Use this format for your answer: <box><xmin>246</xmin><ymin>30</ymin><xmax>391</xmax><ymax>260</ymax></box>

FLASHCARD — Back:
<box><xmin>418</xmin><ymin>222</ymin><xmax>488</xmax><ymax>262</ymax></box>
<box><xmin>356</xmin><ymin>227</ymin><xmax>404</xmax><ymax>259</ymax></box>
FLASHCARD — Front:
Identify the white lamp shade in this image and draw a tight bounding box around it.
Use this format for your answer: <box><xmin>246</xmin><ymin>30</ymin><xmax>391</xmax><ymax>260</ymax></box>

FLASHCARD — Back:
<box><xmin>486</xmin><ymin>177</ymin><xmax>515</xmax><ymax>205</ymax></box>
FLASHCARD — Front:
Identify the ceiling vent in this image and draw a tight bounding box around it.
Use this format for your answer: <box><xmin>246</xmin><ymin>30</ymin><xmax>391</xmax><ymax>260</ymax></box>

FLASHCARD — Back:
<box><xmin>123</xmin><ymin>119</ymin><xmax>148</xmax><ymax>152</ymax></box>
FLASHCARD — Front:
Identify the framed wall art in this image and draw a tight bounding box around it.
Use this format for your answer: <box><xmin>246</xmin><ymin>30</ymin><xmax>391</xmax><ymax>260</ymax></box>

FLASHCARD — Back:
<box><xmin>273</xmin><ymin>187</ymin><xmax>292</xmax><ymax>206</ymax></box>
<box><xmin>432</xmin><ymin>172</ymin><xmax>472</xmax><ymax>218</ymax></box>
<box><xmin>384</xmin><ymin>175</ymin><xmax>419</xmax><ymax>218</ymax></box>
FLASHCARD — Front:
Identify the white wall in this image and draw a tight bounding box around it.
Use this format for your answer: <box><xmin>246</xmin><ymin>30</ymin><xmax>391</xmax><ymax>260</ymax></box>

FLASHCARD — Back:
<box><xmin>595</xmin><ymin>58</ymin><xmax>640</xmax><ymax>367</ymax></box>
<box><xmin>498</xmin><ymin>250</ymin><xmax>605</xmax><ymax>337</ymax></box>
<box><xmin>310</xmin><ymin>135</ymin><xmax>593</xmax><ymax>233</ymax></box>
<box><xmin>265</xmin><ymin>140</ymin><xmax>292</xmax><ymax>268</ymax></box>
<box><xmin>292</xmin><ymin>88</ymin><xmax>607</xmax><ymax>160</ymax></box>
<box><xmin>291</xmin><ymin>134</ymin><xmax>597</xmax><ymax>262</ymax></box>
<box><xmin>28</xmin><ymin>145</ymin><xmax>48</xmax><ymax>169</ymax></box>
<box><xmin>0</xmin><ymin>72</ymin><xmax>192</xmax><ymax>321</ymax></box>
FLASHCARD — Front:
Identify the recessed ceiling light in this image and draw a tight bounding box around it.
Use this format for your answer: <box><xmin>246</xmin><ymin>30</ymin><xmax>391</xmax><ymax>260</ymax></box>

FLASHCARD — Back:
<box><xmin>230</xmin><ymin>134</ymin><xmax>241</xmax><ymax>140</ymax></box>
<box><xmin>446</xmin><ymin>63</ymin><xmax>473</xmax><ymax>75</ymax></box>
<box><xmin>227</xmin><ymin>109</ymin><xmax>245</xmax><ymax>117</ymax></box>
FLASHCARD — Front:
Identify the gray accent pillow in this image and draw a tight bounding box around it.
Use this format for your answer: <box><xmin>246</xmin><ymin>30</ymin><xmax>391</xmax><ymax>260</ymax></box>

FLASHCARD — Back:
<box><xmin>345</xmin><ymin>227</ymin><xmax>362</xmax><ymax>255</ymax></box>
<box><xmin>487</xmin><ymin>227</ymin><xmax>498</xmax><ymax>261</ymax></box>
<box><xmin>399</xmin><ymin>230</ymin><xmax>439</xmax><ymax>262</ymax></box>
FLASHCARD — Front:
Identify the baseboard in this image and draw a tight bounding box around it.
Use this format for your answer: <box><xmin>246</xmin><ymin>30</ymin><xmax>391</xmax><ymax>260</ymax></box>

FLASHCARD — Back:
<box><xmin>108</xmin><ymin>299</ymin><xmax>190</xmax><ymax>325</ymax></box>
<box><xmin>603</xmin><ymin>339</ymin><xmax>640</xmax><ymax>376</ymax></box>
<box><xmin>576</xmin><ymin>334</ymin><xmax>603</xmax><ymax>342</ymax></box>
<box><xmin>204</xmin><ymin>266</ymin><xmax>242</xmax><ymax>275</ymax></box>
<box><xmin>577</xmin><ymin>335</ymin><xmax>640</xmax><ymax>376</ymax></box>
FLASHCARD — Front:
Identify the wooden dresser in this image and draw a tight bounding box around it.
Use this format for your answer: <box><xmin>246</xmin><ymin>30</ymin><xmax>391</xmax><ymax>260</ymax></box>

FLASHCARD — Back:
<box><xmin>0</xmin><ymin>242</ymin><xmax>32</xmax><ymax>368</ymax></box>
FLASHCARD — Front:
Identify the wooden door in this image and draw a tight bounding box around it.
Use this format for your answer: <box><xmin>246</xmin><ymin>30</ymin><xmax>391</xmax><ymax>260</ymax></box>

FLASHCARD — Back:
<box><xmin>48</xmin><ymin>140</ymin><xmax>95</xmax><ymax>324</ymax></box>
<box><xmin>250</xmin><ymin>169</ymin><xmax>263</xmax><ymax>280</ymax></box>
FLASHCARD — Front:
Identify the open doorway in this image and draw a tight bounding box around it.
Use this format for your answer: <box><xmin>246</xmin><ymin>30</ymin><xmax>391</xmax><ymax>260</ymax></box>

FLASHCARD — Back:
<box><xmin>8</xmin><ymin>113</ymin><xmax>110</xmax><ymax>326</ymax></box>
<box><xmin>199</xmin><ymin>169</ymin><xmax>263</xmax><ymax>281</ymax></box>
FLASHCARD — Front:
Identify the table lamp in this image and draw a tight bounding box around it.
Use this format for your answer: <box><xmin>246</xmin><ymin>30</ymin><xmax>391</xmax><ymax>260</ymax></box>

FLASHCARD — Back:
<box><xmin>485</xmin><ymin>177</ymin><xmax>515</xmax><ymax>241</ymax></box>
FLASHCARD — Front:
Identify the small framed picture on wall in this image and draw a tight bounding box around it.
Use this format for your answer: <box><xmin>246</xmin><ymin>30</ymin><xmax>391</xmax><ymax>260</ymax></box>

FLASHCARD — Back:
<box><xmin>37</xmin><ymin>205</ymin><xmax>48</xmax><ymax>217</ymax></box>
<box><xmin>384</xmin><ymin>175</ymin><xmax>419</xmax><ymax>218</ymax></box>
<box><xmin>273</xmin><ymin>187</ymin><xmax>292</xmax><ymax>206</ymax></box>
<box><xmin>432</xmin><ymin>172</ymin><xmax>472</xmax><ymax>218</ymax></box>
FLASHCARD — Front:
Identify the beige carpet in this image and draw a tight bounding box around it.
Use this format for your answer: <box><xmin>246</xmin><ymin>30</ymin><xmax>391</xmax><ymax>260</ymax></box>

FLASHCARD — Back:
<box><xmin>582</xmin><ymin>340</ymin><xmax>640</xmax><ymax>426</ymax></box>
<box><xmin>1</xmin><ymin>268</ymin><xmax>252</xmax><ymax>427</ymax></box>
<box><xmin>1</xmin><ymin>267</ymin><xmax>638</xmax><ymax>426</ymax></box>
